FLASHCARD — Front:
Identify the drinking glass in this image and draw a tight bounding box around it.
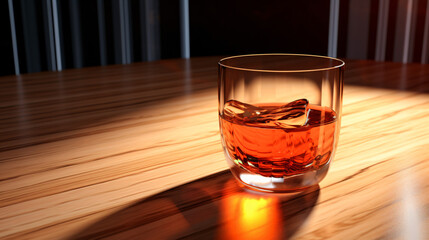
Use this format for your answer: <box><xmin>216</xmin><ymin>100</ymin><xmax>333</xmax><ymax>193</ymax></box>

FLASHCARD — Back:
<box><xmin>218</xmin><ymin>54</ymin><xmax>344</xmax><ymax>192</ymax></box>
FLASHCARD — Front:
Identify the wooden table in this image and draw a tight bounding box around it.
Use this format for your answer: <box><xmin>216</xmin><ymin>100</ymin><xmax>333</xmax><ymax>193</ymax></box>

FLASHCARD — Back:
<box><xmin>0</xmin><ymin>57</ymin><xmax>428</xmax><ymax>239</ymax></box>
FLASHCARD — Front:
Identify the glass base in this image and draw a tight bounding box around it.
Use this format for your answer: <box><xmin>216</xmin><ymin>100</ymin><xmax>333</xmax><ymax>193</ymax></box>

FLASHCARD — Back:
<box><xmin>229</xmin><ymin>161</ymin><xmax>330</xmax><ymax>193</ymax></box>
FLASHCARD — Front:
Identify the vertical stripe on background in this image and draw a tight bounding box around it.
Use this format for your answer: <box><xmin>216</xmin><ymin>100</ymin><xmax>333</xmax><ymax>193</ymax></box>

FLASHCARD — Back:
<box><xmin>140</xmin><ymin>0</ymin><xmax>161</xmax><ymax>61</ymax></box>
<box><xmin>69</xmin><ymin>0</ymin><xmax>83</xmax><ymax>68</ymax></box>
<box><xmin>375</xmin><ymin>0</ymin><xmax>390</xmax><ymax>61</ymax></box>
<box><xmin>117</xmin><ymin>0</ymin><xmax>132</xmax><ymax>64</ymax></box>
<box><xmin>393</xmin><ymin>0</ymin><xmax>414</xmax><ymax>63</ymax></box>
<box><xmin>124</xmin><ymin>0</ymin><xmax>132</xmax><ymax>63</ymax></box>
<box><xmin>180</xmin><ymin>0</ymin><xmax>190</xmax><ymax>59</ymax></box>
<box><xmin>337</xmin><ymin>0</ymin><xmax>349</xmax><ymax>58</ymax></box>
<box><xmin>422</xmin><ymin>0</ymin><xmax>429</xmax><ymax>63</ymax></box>
<box><xmin>43</xmin><ymin>0</ymin><xmax>57</xmax><ymax>71</ymax></box>
<box><xmin>20</xmin><ymin>0</ymin><xmax>41</xmax><ymax>73</ymax></box>
<box><xmin>112</xmin><ymin>1</ymin><xmax>121</xmax><ymax>64</ymax></box>
<box><xmin>328</xmin><ymin>0</ymin><xmax>339</xmax><ymax>58</ymax></box>
<box><xmin>52</xmin><ymin>0</ymin><xmax>62</xmax><ymax>71</ymax></box>
<box><xmin>139</xmin><ymin>0</ymin><xmax>146</xmax><ymax>61</ymax></box>
<box><xmin>97</xmin><ymin>0</ymin><xmax>107</xmax><ymax>66</ymax></box>
<box><xmin>112</xmin><ymin>0</ymin><xmax>131</xmax><ymax>64</ymax></box>
<box><xmin>346</xmin><ymin>0</ymin><xmax>371</xmax><ymax>59</ymax></box>
<box><xmin>7</xmin><ymin>0</ymin><xmax>20</xmax><ymax>75</ymax></box>
<box><xmin>119</xmin><ymin>0</ymin><xmax>127</xmax><ymax>64</ymax></box>
<box><xmin>402</xmin><ymin>0</ymin><xmax>415</xmax><ymax>63</ymax></box>
<box><xmin>385</xmin><ymin>0</ymin><xmax>399</xmax><ymax>61</ymax></box>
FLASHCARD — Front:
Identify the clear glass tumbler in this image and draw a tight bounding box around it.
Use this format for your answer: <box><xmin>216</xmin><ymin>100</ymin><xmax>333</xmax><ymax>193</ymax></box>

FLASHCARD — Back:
<box><xmin>218</xmin><ymin>54</ymin><xmax>344</xmax><ymax>192</ymax></box>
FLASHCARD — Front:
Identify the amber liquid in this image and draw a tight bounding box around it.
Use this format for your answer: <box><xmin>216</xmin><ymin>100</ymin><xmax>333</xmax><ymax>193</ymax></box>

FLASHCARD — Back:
<box><xmin>220</xmin><ymin>104</ymin><xmax>336</xmax><ymax>178</ymax></box>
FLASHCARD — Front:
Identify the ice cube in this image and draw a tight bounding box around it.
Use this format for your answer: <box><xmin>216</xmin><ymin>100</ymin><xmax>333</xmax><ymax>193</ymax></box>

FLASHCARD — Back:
<box><xmin>260</xmin><ymin>99</ymin><xmax>310</xmax><ymax>127</ymax></box>
<box><xmin>223</xmin><ymin>99</ymin><xmax>309</xmax><ymax>128</ymax></box>
<box><xmin>223</xmin><ymin>99</ymin><xmax>263</xmax><ymax>122</ymax></box>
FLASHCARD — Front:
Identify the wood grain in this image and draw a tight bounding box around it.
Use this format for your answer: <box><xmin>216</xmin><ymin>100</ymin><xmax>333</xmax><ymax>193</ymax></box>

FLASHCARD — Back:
<box><xmin>0</xmin><ymin>57</ymin><xmax>428</xmax><ymax>239</ymax></box>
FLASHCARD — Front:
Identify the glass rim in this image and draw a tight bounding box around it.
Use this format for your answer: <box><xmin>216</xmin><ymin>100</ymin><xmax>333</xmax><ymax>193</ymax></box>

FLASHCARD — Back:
<box><xmin>218</xmin><ymin>53</ymin><xmax>345</xmax><ymax>73</ymax></box>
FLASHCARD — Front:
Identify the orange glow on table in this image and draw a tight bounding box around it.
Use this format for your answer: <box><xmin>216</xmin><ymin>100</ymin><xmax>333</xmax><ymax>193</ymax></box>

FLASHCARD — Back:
<box><xmin>219</xmin><ymin>190</ymin><xmax>282</xmax><ymax>240</ymax></box>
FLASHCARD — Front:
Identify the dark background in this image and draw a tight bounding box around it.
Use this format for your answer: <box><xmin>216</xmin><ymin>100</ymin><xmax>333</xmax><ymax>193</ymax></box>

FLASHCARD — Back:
<box><xmin>0</xmin><ymin>0</ymin><xmax>427</xmax><ymax>76</ymax></box>
<box><xmin>0</xmin><ymin>0</ymin><xmax>331</xmax><ymax>76</ymax></box>
<box><xmin>189</xmin><ymin>1</ymin><xmax>330</xmax><ymax>57</ymax></box>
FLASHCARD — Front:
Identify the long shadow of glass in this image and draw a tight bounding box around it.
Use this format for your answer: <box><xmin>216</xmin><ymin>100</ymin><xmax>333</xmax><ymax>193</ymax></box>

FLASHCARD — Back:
<box><xmin>70</xmin><ymin>170</ymin><xmax>319</xmax><ymax>240</ymax></box>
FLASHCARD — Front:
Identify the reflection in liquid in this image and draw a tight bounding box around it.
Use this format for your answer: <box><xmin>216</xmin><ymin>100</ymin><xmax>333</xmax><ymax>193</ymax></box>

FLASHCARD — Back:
<box><xmin>220</xmin><ymin>190</ymin><xmax>282</xmax><ymax>240</ymax></box>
